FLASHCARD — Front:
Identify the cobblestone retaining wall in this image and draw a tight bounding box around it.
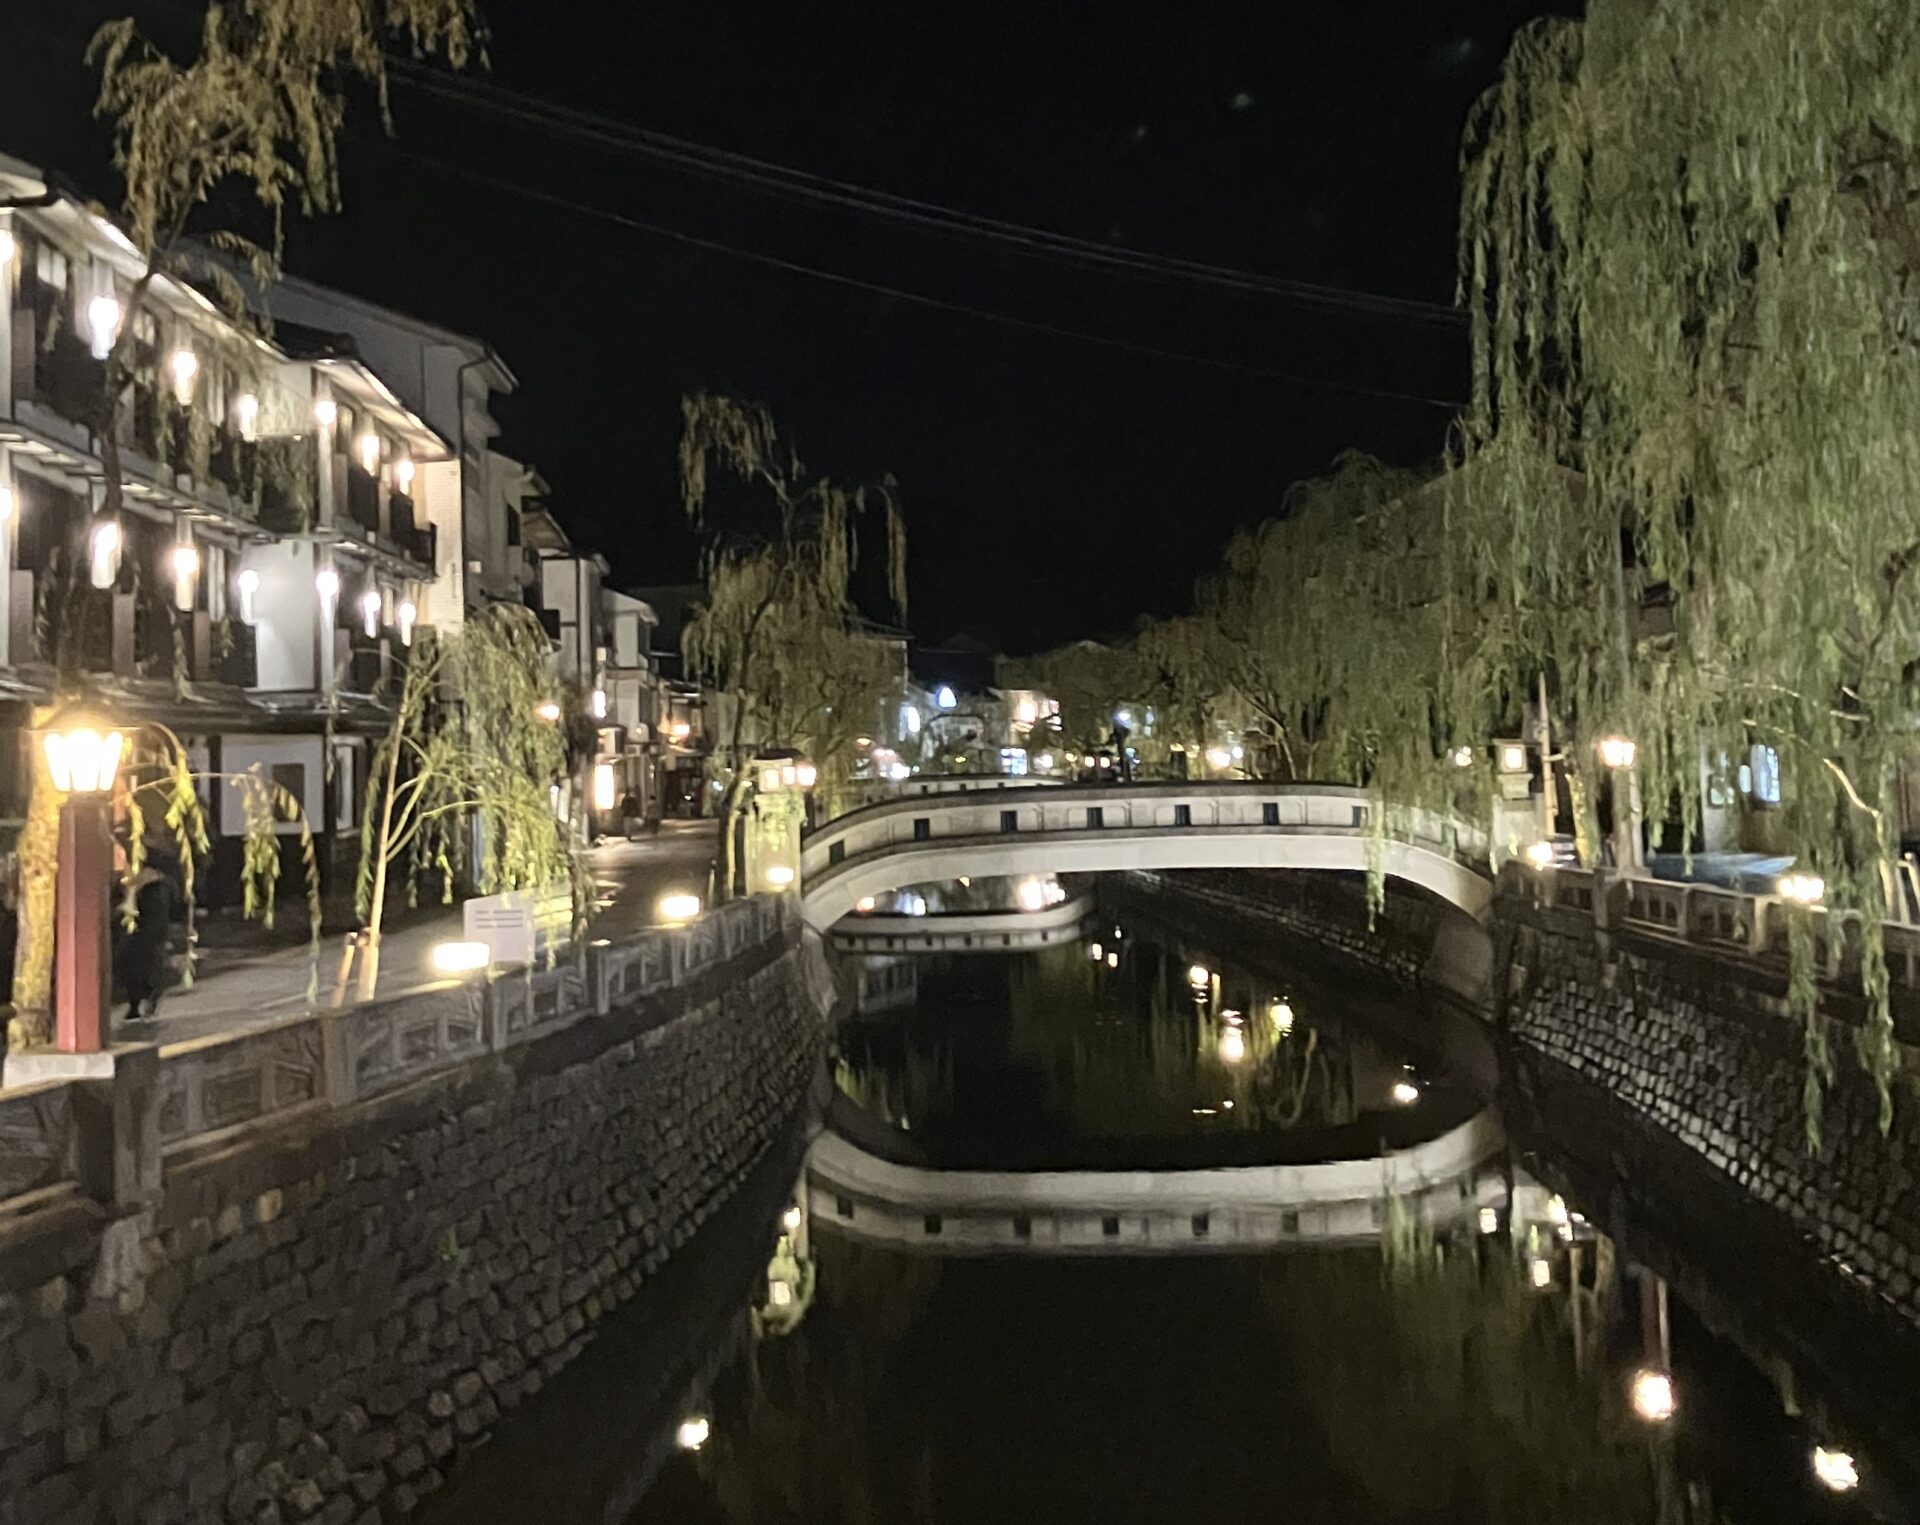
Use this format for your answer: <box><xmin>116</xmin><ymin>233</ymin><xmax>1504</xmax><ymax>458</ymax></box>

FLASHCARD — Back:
<box><xmin>0</xmin><ymin>933</ymin><xmax>830</xmax><ymax>1525</ymax></box>
<box><xmin>1502</xmin><ymin>894</ymin><xmax>1920</xmax><ymax>1337</ymax></box>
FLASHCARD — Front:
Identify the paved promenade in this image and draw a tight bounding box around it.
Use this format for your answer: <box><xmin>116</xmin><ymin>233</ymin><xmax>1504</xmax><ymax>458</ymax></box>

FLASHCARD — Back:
<box><xmin>116</xmin><ymin>823</ymin><xmax>717</xmax><ymax>1048</ymax></box>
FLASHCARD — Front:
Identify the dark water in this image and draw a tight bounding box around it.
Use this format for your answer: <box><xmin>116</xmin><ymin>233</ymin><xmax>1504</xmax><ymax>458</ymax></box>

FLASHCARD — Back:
<box><xmin>834</xmin><ymin>920</ymin><xmax>1470</xmax><ymax>1168</ymax></box>
<box><xmin>433</xmin><ymin>892</ymin><xmax>1914</xmax><ymax>1524</ymax></box>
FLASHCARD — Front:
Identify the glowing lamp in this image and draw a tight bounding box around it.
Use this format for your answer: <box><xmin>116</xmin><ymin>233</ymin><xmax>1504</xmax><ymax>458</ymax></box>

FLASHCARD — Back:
<box><xmin>855</xmin><ymin>896</ymin><xmax>877</xmax><ymax>914</ymax></box>
<box><xmin>88</xmin><ymin>519</ymin><xmax>121</xmax><ymax>589</ymax></box>
<box><xmin>1777</xmin><ymin>872</ymin><xmax>1825</xmax><ymax>905</ymax></box>
<box><xmin>1528</xmin><ymin>1257</ymin><xmax>1553</xmax><ymax>1289</ymax></box>
<box><xmin>397</xmin><ymin>600</ymin><xmax>417</xmax><ymax>646</ymax></box>
<box><xmin>781</xmin><ymin>1205</ymin><xmax>802</xmax><ymax>1232</ymax></box>
<box><xmin>1270</xmin><ymin>1000</ymin><xmax>1294</xmax><ymax>1036</ymax></box>
<box><xmin>1015</xmin><ymin>878</ymin><xmax>1047</xmax><ymax>912</ymax></box>
<box><xmin>758</xmin><ymin>767</ymin><xmax>780</xmax><ymax>792</ymax></box>
<box><xmin>169</xmin><ymin>543</ymin><xmax>200</xmax><ymax>611</ymax></box>
<box><xmin>394</xmin><ymin>456</ymin><xmax>415</xmax><ymax>493</ymax></box>
<box><xmin>1451</xmin><ymin>745</ymin><xmax>1475</xmax><ymax>768</ymax></box>
<box><xmin>535</xmin><ymin>700</ymin><xmax>562</xmax><ymax>723</ymax></box>
<box><xmin>233</xmin><ymin>392</ymin><xmax>260</xmax><ymax>441</ymax></box>
<box><xmin>1597</xmin><ymin>735</ymin><xmax>1637</xmax><ymax>770</ymax></box>
<box><xmin>795</xmin><ymin>761</ymin><xmax>817</xmax><ymax>789</ymax></box>
<box><xmin>43</xmin><ymin>722</ymin><xmax>124</xmax><ymax>795</ymax></box>
<box><xmin>1478</xmin><ymin>1206</ymin><xmax>1499</xmax><ymax>1234</ymax></box>
<box><xmin>1812</xmin><ymin>1447</ymin><xmax>1859</xmax><ymax>1494</ymax></box>
<box><xmin>235</xmin><ymin>568</ymin><xmax>260</xmax><ymax>625</ymax></box>
<box><xmin>167</xmin><ymin>348</ymin><xmax>199</xmax><ymax>405</ymax></box>
<box><xmin>356</xmin><ymin>432</ymin><xmax>380</xmax><ymax>473</ymax></box>
<box><xmin>431</xmin><ymin>941</ymin><xmax>490</xmax><ymax>974</ymax></box>
<box><xmin>1630</xmin><ymin>1369</ymin><xmax>1676</xmax><ymax>1424</ymax></box>
<box><xmin>1498</xmin><ymin>743</ymin><xmax>1527</xmax><ymax>773</ymax></box>
<box><xmin>764</xmin><ymin>864</ymin><xmax>796</xmax><ymax>888</ymax></box>
<box><xmin>1014</xmin><ymin>696</ymin><xmax>1038</xmax><ymax>726</ymax></box>
<box><xmin>1546</xmin><ymin>1194</ymin><xmax>1569</xmax><ymax>1226</ymax></box>
<box><xmin>312</xmin><ymin>397</ymin><xmax>338</xmax><ymax>430</ymax></box>
<box><xmin>675</xmin><ymin>1417</ymin><xmax>710</xmax><ymax>1452</ymax></box>
<box><xmin>886</xmin><ymin>762</ymin><xmax>910</xmax><ymax>782</ymax></box>
<box><xmin>1391</xmin><ymin>1080</ymin><xmax>1420</xmax><ymax>1105</ymax></box>
<box><xmin>590</xmin><ymin>762</ymin><xmax>617</xmax><ymax>813</ymax></box>
<box><xmin>780</xmin><ymin>763</ymin><xmax>798</xmax><ymax>788</ymax></box>
<box><xmin>1036</xmin><ymin>752</ymin><xmax>1054</xmax><ymax>770</ymax></box>
<box><xmin>359</xmin><ymin>589</ymin><xmax>381</xmax><ymax>638</ymax></box>
<box><xmin>935</xmin><ymin>685</ymin><xmax>956</xmax><ymax>710</ymax></box>
<box><xmin>315</xmin><ymin>567</ymin><xmax>341</xmax><ymax>612</ymax></box>
<box><xmin>590</xmin><ymin>687</ymin><xmax>608</xmax><ymax>719</ymax></box>
<box><xmin>1089</xmin><ymin>942</ymin><xmax>1103</xmax><ymax>961</ymax></box>
<box><xmin>1187</xmin><ymin>963</ymin><xmax>1211</xmax><ymax>989</ymax></box>
<box><xmin>1523</xmin><ymin>841</ymin><xmax>1556</xmax><ymax>870</ymax></box>
<box><xmin>1205</xmin><ymin>745</ymin><xmax>1233</xmax><ymax>770</ymax></box>
<box><xmin>657</xmin><ymin>893</ymin><xmax>701</xmax><ymax>925</ymax></box>
<box><xmin>1218</xmin><ymin>1026</ymin><xmax>1246</xmax><ymax>1065</ymax></box>
<box><xmin>1106</xmin><ymin>951</ymin><xmax>1119</xmax><ymax>968</ymax></box>
<box><xmin>86</xmin><ymin>294</ymin><xmax>122</xmax><ymax>359</ymax></box>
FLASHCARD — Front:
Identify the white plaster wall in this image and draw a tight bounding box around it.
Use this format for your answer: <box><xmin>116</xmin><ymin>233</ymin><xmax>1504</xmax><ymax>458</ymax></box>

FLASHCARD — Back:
<box><xmin>241</xmin><ymin>539</ymin><xmax>317</xmax><ymax>692</ymax></box>
<box><xmin>217</xmin><ymin>734</ymin><xmax>327</xmax><ymax>836</ymax></box>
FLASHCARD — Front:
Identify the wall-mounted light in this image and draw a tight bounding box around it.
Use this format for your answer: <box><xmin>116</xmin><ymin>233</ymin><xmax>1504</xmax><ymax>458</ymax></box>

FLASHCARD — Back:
<box><xmin>312</xmin><ymin>397</ymin><xmax>338</xmax><ymax>430</ymax></box>
<box><xmin>589</xmin><ymin>687</ymin><xmax>607</xmax><ymax>719</ymax></box>
<box><xmin>1811</xmin><ymin>1447</ymin><xmax>1859</xmax><ymax>1494</ymax></box>
<box><xmin>935</xmin><ymin>685</ymin><xmax>956</xmax><ymax>710</ymax></box>
<box><xmin>86</xmin><ymin>295</ymin><xmax>122</xmax><ymax>359</ymax></box>
<box><xmin>88</xmin><ymin>519</ymin><xmax>121</xmax><ymax>589</ymax></box>
<box><xmin>592</xmin><ymin>762</ymin><xmax>617</xmax><ymax>813</ymax></box>
<box><xmin>356</xmin><ymin>432</ymin><xmax>380</xmax><ymax>474</ymax></box>
<box><xmin>397</xmin><ymin>599</ymin><xmax>417</xmax><ymax>646</ymax></box>
<box><xmin>1218</xmin><ymin>1026</ymin><xmax>1246</xmax><ymax>1065</ymax></box>
<box><xmin>359</xmin><ymin>589</ymin><xmax>381</xmax><ymax>638</ymax></box>
<box><xmin>393</xmin><ymin>456</ymin><xmax>415</xmax><ymax>494</ymax></box>
<box><xmin>1391</xmin><ymin>1080</ymin><xmax>1420</xmax><ymax>1105</ymax></box>
<box><xmin>1629</xmin><ymin>1369</ymin><xmax>1676</xmax><ymax>1424</ymax></box>
<box><xmin>168</xmin><ymin>543</ymin><xmax>200</xmax><ymax>611</ymax></box>
<box><xmin>235</xmin><ymin>567</ymin><xmax>259</xmax><ymax>625</ymax></box>
<box><xmin>315</xmin><ymin>567</ymin><xmax>341</xmax><ymax>614</ymax></box>
<box><xmin>168</xmin><ymin>348</ymin><xmax>199</xmax><ymax>405</ymax></box>
<box><xmin>230</xmin><ymin>391</ymin><xmax>259</xmax><ymax>442</ymax></box>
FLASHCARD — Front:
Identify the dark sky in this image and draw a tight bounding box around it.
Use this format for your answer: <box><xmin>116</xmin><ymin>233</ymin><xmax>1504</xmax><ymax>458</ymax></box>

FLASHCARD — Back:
<box><xmin>1</xmin><ymin>1</ymin><xmax>1576</xmax><ymax>654</ymax></box>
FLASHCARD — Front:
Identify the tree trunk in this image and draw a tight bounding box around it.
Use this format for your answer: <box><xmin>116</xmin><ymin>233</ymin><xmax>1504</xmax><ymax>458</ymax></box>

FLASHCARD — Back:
<box><xmin>357</xmin><ymin>717</ymin><xmax>406</xmax><ymax>1000</ymax></box>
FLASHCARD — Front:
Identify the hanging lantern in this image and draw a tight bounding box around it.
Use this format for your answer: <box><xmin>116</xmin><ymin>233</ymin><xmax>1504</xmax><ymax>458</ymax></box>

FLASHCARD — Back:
<box><xmin>359</xmin><ymin>589</ymin><xmax>381</xmax><ymax>638</ymax></box>
<box><xmin>168</xmin><ymin>543</ymin><xmax>200</xmax><ymax>611</ymax></box>
<box><xmin>88</xmin><ymin>519</ymin><xmax>121</xmax><ymax>589</ymax></box>
<box><xmin>86</xmin><ymin>295</ymin><xmax>122</xmax><ymax>360</ymax></box>
<box><xmin>394</xmin><ymin>457</ymin><xmax>415</xmax><ymax>494</ymax></box>
<box><xmin>397</xmin><ymin>599</ymin><xmax>417</xmax><ymax>646</ymax></box>
<box><xmin>233</xmin><ymin>392</ymin><xmax>260</xmax><ymax>442</ymax></box>
<box><xmin>315</xmin><ymin>566</ymin><xmax>340</xmax><ymax>614</ymax></box>
<box><xmin>356</xmin><ymin>432</ymin><xmax>380</xmax><ymax>474</ymax></box>
<box><xmin>235</xmin><ymin>567</ymin><xmax>260</xmax><ymax>625</ymax></box>
<box><xmin>168</xmin><ymin>349</ymin><xmax>199</xmax><ymax>405</ymax></box>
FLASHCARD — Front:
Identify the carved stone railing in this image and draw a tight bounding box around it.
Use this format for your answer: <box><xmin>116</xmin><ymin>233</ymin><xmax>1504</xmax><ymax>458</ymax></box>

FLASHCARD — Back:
<box><xmin>1</xmin><ymin>895</ymin><xmax>797</xmax><ymax>1210</ymax></box>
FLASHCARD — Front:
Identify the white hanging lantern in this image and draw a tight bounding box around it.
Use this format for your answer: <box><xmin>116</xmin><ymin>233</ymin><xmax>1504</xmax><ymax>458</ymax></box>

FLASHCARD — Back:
<box><xmin>356</xmin><ymin>432</ymin><xmax>380</xmax><ymax>474</ymax></box>
<box><xmin>393</xmin><ymin>457</ymin><xmax>415</xmax><ymax>494</ymax></box>
<box><xmin>315</xmin><ymin>566</ymin><xmax>340</xmax><ymax>615</ymax></box>
<box><xmin>312</xmin><ymin>397</ymin><xmax>338</xmax><ymax>430</ymax></box>
<box><xmin>86</xmin><ymin>295</ymin><xmax>122</xmax><ymax>360</ymax></box>
<box><xmin>168</xmin><ymin>348</ymin><xmax>199</xmax><ymax>405</ymax></box>
<box><xmin>233</xmin><ymin>392</ymin><xmax>260</xmax><ymax>442</ymax></box>
<box><xmin>235</xmin><ymin>567</ymin><xmax>260</xmax><ymax>625</ymax></box>
<box><xmin>397</xmin><ymin>599</ymin><xmax>417</xmax><ymax>646</ymax></box>
<box><xmin>359</xmin><ymin>589</ymin><xmax>381</xmax><ymax>638</ymax></box>
<box><xmin>168</xmin><ymin>543</ymin><xmax>200</xmax><ymax>611</ymax></box>
<box><xmin>88</xmin><ymin>519</ymin><xmax>121</xmax><ymax>589</ymax></box>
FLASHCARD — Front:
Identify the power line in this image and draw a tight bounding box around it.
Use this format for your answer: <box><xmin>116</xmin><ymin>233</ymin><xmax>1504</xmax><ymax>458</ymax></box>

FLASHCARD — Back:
<box><xmin>362</xmin><ymin>137</ymin><xmax>1465</xmax><ymax>411</ymax></box>
<box><xmin>387</xmin><ymin>62</ymin><xmax>1466</xmax><ymax>332</ymax></box>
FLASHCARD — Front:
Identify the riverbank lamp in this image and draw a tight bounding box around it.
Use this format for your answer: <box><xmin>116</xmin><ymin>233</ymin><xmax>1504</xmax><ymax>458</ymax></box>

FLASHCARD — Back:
<box><xmin>43</xmin><ymin>711</ymin><xmax>126</xmax><ymax>1055</ymax></box>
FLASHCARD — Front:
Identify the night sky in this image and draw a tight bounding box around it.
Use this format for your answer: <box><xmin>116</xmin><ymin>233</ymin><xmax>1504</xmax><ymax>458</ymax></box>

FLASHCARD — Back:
<box><xmin>1</xmin><ymin>1</ymin><xmax>1576</xmax><ymax>654</ymax></box>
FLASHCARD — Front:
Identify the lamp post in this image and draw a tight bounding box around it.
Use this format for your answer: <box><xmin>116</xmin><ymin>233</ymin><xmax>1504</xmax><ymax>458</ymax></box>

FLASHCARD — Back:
<box><xmin>1597</xmin><ymin>736</ymin><xmax>1644</xmax><ymax>873</ymax></box>
<box><xmin>747</xmin><ymin>754</ymin><xmax>814</xmax><ymax>894</ymax></box>
<box><xmin>42</xmin><ymin>717</ymin><xmax>125</xmax><ymax>1054</ymax></box>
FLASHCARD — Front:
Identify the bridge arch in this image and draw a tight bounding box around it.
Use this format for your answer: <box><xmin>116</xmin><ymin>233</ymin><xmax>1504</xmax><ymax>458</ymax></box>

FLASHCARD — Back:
<box><xmin>800</xmin><ymin>782</ymin><xmax>1491</xmax><ymax>932</ymax></box>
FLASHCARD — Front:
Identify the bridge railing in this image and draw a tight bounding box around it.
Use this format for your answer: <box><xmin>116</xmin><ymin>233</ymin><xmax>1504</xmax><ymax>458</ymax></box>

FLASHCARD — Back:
<box><xmin>802</xmin><ymin>781</ymin><xmax>1490</xmax><ymax>883</ymax></box>
<box><xmin>1523</xmin><ymin>862</ymin><xmax>1920</xmax><ymax>995</ymax></box>
<box><xmin>0</xmin><ymin>895</ymin><xmax>796</xmax><ymax>1222</ymax></box>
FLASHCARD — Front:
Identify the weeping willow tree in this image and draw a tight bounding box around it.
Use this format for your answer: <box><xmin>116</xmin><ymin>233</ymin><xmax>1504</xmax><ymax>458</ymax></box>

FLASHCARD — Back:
<box><xmin>353</xmin><ymin>605</ymin><xmax>589</xmax><ymax>998</ymax></box>
<box><xmin>679</xmin><ymin>396</ymin><xmax>908</xmax><ymax>897</ymax></box>
<box><xmin>83</xmin><ymin>0</ymin><xmax>480</xmax><ymax>523</ymax></box>
<box><xmin>7</xmin><ymin>719</ymin><xmax>320</xmax><ymax>1050</ymax></box>
<box><xmin>1458</xmin><ymin>0</ymin><xmax>1920</xmax><ymax>1130</ymax></box>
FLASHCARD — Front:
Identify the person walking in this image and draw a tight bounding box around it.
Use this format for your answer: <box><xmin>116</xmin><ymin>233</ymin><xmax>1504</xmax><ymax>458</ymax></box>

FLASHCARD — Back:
<box><xmin>117</xmin><ymin>849</ymin><xmax>175</xmax><ymax>1020</ymax></box>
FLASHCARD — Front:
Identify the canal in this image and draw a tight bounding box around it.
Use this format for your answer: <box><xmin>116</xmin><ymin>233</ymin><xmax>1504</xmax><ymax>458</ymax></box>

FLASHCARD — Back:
<box><xmin>431</xmin><ymin>885</ymin><xmax>1914</xmax><ymax>1524</ymax></box>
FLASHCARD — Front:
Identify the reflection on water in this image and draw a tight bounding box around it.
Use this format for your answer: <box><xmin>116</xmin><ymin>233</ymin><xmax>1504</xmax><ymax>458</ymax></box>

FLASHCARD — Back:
<box><xmin>834</xmin><ymin>919</ymin><xmax>1441</xmax><ymax>1168</ymax></box>
<box><xmin>638</xmin><ymin>1175</ymin><xmax>1894</xmax><ymax>1524</ymax></box>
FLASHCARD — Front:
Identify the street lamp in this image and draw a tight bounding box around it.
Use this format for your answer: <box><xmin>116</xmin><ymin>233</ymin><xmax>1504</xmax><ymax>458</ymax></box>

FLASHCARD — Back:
<box><xmin>1598</xmin><ymin>734</ymin><xmax>1644</xmax><ymax>872</ymax></box>
<box><xmin>42</xmin><ymin>715</ymin><xmax>125</xmax><ymax>1054</ymax></box>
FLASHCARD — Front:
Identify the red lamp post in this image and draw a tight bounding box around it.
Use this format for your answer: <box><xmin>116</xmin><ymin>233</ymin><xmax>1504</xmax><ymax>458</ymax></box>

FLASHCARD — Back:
<box><xmin>43</xmin><ymin>718</ymin><xmax>125</xmax><ymax>1054</ymax></box>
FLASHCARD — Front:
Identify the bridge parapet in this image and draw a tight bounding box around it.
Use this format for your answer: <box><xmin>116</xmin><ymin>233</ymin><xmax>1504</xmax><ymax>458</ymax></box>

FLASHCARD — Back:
<box><xmin>801</xmin><ymin>782</ymin><xmax>1493</xmax><ymax>930</ymax></box>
